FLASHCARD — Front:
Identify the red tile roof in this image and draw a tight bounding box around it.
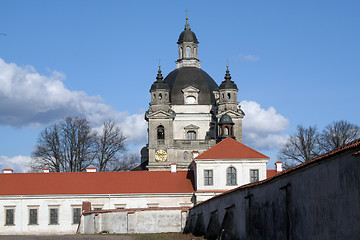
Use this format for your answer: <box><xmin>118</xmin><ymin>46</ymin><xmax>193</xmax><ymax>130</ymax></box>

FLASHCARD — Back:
<box><xmin>0</xmin><ymin>170</ymin><xmax>194</xmax><ymax>196</ymax></box>
<box><xmin>195</xmin><ymin>137</ymin><xmax>269</xmax><ymax>160</ymax></box>
<box><xmin>266</xmin><ymin>169</ymin><xmax>279</xmax><ymax>178</ymax></box>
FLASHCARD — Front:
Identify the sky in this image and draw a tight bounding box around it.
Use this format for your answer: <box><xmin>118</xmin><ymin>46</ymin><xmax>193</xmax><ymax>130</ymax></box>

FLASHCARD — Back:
<box><xmin>0</xmin><ymin>0</ymin><xmax>359</xmax><ymax>172</ymax></box>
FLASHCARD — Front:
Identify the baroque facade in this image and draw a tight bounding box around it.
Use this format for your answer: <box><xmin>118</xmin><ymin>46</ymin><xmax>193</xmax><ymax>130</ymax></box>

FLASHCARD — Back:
<box><xmin>0</xmin><ymin>17</ymin><xmax>278</xmax><ymax>235</ymax></box>
<box><xmin>144</xmin><ymin>17</ymin><xmax>245</xmax><ymax>171</ymax></box>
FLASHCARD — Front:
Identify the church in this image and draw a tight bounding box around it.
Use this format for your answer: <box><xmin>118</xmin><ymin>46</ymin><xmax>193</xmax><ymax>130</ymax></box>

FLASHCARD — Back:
<box><xmin>0</xmin><ymin>17</ymin><xmax>278</xmax><ymax>235</ymax></box>
<box><xmin>142</xmin><ymin>16</ymin><xmax>245</xmax><ymax>171</ymax></box>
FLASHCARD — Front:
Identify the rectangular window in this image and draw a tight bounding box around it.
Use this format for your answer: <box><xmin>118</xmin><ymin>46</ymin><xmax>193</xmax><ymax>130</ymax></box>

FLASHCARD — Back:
<box><xmin>187</xmin><ymin>131</ymin><xmax>196</xmax><ymax>140</ymax></box>
<box><xmin>29</xmin><ymin>208</ymin><xmax>38</xmax><ymax>225</ymax></box>
<box><xmin>49</xmin><ymin>208</ymin><xmax>58</xmax><ymax>225</ymax></box>
<box><xmin>5</xmin><ymin>208</ymin><xmax>14</xmax><ymax>226</ymax></box>
<box><xmin>250</xmin><ymin>169</ymin><xmax>259</xmax><ymax>183</ymax></box>
<box><xmin>73</xmin><ymin>207</ymin><xmax>81</xmax><ymax>224</ymax></box>
<box><xmin>204</xmin><ymin>170</ymin><xmax>213</xmax><ymax>185</ymax></box>
<box><xmin>93</xmin><ymin>208</ymin><xmax>102</xmax><ymax>211</ymax></box>
<box><xmin>227</xmin><ymin>167</ymin><xmax>237</xmax><ymax>185</ymax></box>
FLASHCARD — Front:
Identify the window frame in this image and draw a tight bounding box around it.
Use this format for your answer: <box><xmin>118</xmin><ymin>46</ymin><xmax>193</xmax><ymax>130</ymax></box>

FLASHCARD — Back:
<box><xmin>204</xmin><ymin>169</ymin><xmax>213</xmax><ymax>186</ymax></box>
<box><xmin>72</xmin><ymin>207</ymin><xmax>82</xmax><ymax>225</ymax></box>
<box><xmin>28</xmin><ymin>207</ymin><xmax>39</xmax><ymax>225</ymax></box>
<box><xmin>5</xmin><ymin>207</ymin><xmax>15</xmax><ymax>226</ymax></box>
<box><xmin>49</xmin><ymin>207</ymin><xmax>59</xmax><ymax>225</ymax></box>
<box><xmin>187</xmin><ymin>131</ymin><xmax>196</xmax><ymax>140</ymax></box>
<box><xmin>157</xmin><ymin>125</ymin><xmax>165</xmax><ymax>140</ymax></box>
<box><xmin>185</xmin><ymin>46</ymin><xmax>191</xmax><ymax>58</ymax></box>
<box><xmin>227</xmin><ymin>167</ymin><xmax>237</xmax><ymax>185</ymax></box>
<box><xmin>250</xmin><ymin>169</ymin><xmax>259</xmax><ymax>183</ymax></box>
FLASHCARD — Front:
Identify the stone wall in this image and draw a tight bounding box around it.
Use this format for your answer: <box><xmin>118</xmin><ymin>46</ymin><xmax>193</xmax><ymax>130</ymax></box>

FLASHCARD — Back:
<box><xmin>79</xmin><ymin>207</ymin><xmax>189</xmax><ymax>234</ymax></box>
<box><xmin>185</xmin><ymin>143</ymin><xmax>360</xmax><ymax>239</ymax></box>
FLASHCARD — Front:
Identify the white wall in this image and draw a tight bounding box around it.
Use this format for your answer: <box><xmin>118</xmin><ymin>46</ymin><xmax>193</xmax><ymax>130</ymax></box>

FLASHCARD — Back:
<box><xmin>80</xmin><ymin>208</ymin><xmax>189</xmax><ymax>234</ymax></box>
<box><xmin>194</xmin><ymin>159</ymin><xmax>268</xmax><ymax>192</ymax></box>
<box><xmin>0</xmin><ymin>193</ymin><xmax>193</xmax><ymax>235</ymax></box>
<box><xmin>172</xmin><ymin>105</ymin><xmax>212</xmax><ymax>140</ymax></box>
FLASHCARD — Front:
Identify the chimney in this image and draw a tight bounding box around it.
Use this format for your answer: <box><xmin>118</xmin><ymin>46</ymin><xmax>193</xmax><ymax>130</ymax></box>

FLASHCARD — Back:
<box><xmin>86</xmin><ymin>167</ymin><xmax>97</xmax><ymax>173</ymax></box>
<box><xmin>2</xmin><ymin>169</ymin><xmax>13</xmax><ymax>173</ymax></box>
<box><xmin>43</xmin><ymin>168</ymin><xmax>50</xmax><ymax>173</ymax></box>
<box><xmin>82</xmin><ymin>201</ymin><xmax>91</xmax><ymax>212</ymax></box>
<box><xmin>275</xmin><ymin>161</ymin><xmax>283</xmax><ymax>172</ymax></box>
<box><xmin>170</xmin><ymin>163</ymin><xmax>177</xmax><ymax>173</ymax></box>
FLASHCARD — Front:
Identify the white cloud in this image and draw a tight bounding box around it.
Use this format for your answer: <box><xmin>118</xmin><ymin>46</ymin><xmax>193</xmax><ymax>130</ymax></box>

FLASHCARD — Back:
<box><xmin>0</xmin><ymin>58</ymin><xmax>290</xmax><ymax>171</ymax></box>
<box><xmin>242</xmin><ymin>55</ymin><xmax>260</xmax><ymax>62</ymax></box>
<box><xmin>241</xmin><ymin>100</ymin><xmax>289</xmax><ymax>150</ymax></box>
<box><xmin>0</xmin><ymin>58</ymin><xmax>147</xmax><ymax>145</ymax></box>
<box><xmin>0</xmin><ymin>155</ymin><xmax>31</xmax><ymax>173</ymax></box>
<box><xmin>234</xmin><ymin>54</ymin><xmax>260</xmax><ymax>62</ymax></box>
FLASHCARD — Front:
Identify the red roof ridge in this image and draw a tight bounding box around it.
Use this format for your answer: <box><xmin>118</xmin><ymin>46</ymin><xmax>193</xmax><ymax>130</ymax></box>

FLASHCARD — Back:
<box><xmin>237</xmin><ymin>140</ymin><xmax>270</xmax><ymax>159</ymax></box>
<box><xmin>195</xmin><ymin>137</ymin><xmax>269</xmax><ymax>160</ymax></box>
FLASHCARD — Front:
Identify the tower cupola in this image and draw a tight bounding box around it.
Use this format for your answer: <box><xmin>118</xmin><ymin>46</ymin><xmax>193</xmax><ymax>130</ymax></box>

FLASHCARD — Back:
<box><xmin>218</xmin><ymin>66</ymin><xmax>239</xmax><ymax>111</ymax></box>
<box><xmin>149</xmin><ymin>66</ymin><xmax>170</xmax><ymax>110</ymax></box>
<box><xmin>219</xmin><ymin>66</ymin><xmax>238</xmax><ymax>90</ymax></box>
<box><xmin>217</xmin><ymin>113</ymin><xmax>235</xmax><ymax>142</ymax></box>
<box><xmin>176</xmin><ymin>17</ymin><xmax>201</xmax><ymax>68</ymax></box>
<box><xmin>150</xmin><ymin>66</ymin><xmax>170</xmax><ymax>91</ymax></box>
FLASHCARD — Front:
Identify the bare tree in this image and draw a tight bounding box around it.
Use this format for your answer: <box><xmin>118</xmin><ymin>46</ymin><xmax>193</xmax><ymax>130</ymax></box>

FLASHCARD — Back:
<box><xmin>95</xmin><ymin>120</ymin><xmax>127</xmax><ymax>171</ymax></box>
<box><xmin>279</xmin><ymin>125</ymin><xmax>322</xmax><ymax>168</ymax></box>
<box><xmin>318</xmin><ymin>120</ymin><xmax>360</xmax><ymax>152</ymax></box>
<box><xmin>107</xmin><ymin>153</ymin><xmax>140</xmax><ymax>171</ymax></box>
<box><xmin>30</xmin><ymin>117</ymin><xmax>96</xmax><ymax>172</ymax></box>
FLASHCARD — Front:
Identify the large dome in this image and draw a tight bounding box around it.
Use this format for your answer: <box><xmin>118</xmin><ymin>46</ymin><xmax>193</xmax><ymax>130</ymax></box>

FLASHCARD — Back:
<box><xmin>164</xmin><ymin>67</ymin><xmax>219</xmax><ymax>105</ymax></box>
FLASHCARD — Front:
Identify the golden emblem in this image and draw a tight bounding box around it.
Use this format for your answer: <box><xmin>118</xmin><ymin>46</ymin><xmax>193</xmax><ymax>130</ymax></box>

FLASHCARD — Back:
<box><xmin>155</xmin><ymin>149</ymin><xmax>167</xmax><ymax>162</ymax></box>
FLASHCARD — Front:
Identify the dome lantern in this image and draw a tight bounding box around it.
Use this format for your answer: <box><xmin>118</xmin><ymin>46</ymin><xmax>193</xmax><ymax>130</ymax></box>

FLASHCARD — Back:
<box><xmin>176</xmin><ymin>17</ymin><xmax>201</xmax><ymax>69</ymax></box>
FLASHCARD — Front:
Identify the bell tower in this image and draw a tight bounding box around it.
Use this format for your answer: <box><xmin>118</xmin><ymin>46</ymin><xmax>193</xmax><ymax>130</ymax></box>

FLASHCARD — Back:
<box><xmin>217</xmin><ymin>66</ymin><xmax>245</xmax><ymax>142</ymax></box>
<box><xmin>145</xmin><ymin>66</ymin><xmax>175</xmax><ymax>170</ymax></box>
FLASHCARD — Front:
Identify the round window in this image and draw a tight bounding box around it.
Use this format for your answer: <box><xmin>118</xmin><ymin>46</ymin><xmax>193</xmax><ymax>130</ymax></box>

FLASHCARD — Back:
<box><xmin>186</xmin><ymin>96</ymin><xmax>196</xmax><ymax>104</ymax></box>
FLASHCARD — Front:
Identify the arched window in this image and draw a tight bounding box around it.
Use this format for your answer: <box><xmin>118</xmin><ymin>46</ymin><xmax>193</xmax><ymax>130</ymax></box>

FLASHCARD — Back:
<box><xmin>186</xmin><ymin>96</ymin><xmax>196</xmax><ymax>104</ymax></box>
<box><xmin>224</xmin><ymin>126</ymin><xmax>229</xmax><ymax>135</ymax></box>
<box><xmin>158</xmin><ymin>93</ymin><xmax>162</xmax><ymax>100</ymax></box>
<box><xmin>186</xmin><ymin>46</ymin><xmax>191</xmax><ymax>58</ymax></box>
<box><xmin>180</xmin><ymin>47</ymin><xmax>183</xmax><ymax>58</ymax></box>
<box><xmin>227</xmin><ymin>167</ymin><xmax>236</xmax><ymax>185</ymax></box>
<box><xmin>184</xmin><ymin>151</ymin><xmax>188</xmax><ymax>160</ymax></box>
<box><xmin>187</xmin><ymin>131</ymin><xmax>196</xmax><ymax>140</ymax></box>
<box><xmin>227</xmin><ymin>93</ymin><xmax>231</xmax><ymax>99</ymax></box>
<box><xmin>157</xmin><ymin>125</ymin><xmax>165</xmax><ymax>140</ymax></box>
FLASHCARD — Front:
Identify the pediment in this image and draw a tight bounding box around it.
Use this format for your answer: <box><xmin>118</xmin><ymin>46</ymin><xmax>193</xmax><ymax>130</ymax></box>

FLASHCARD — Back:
<box><xmin>181</xmin><ymin>86</ymin><xmax>200</xmax><ymax>93</ymax></box>
<box><xmin>216</xmin><ymin>109</ymin><xmax>245</xmax><ymax>119</ymax></box>
<box><xmin>184</xmin><ymin>124</ymin><xmax>199</xmax><ymax>130</ymax></box>
<box><xmin>147</xmin><ymin>109</ymin><xmax>175</xmax><ymax>119</ymax></box>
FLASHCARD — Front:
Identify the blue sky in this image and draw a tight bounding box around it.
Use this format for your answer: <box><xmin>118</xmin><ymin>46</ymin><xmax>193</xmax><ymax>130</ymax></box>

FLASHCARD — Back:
<box><xmin>1</xmin><ymin>0</ymin><xmax>359</xmax><ymax>172</ymax></box>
